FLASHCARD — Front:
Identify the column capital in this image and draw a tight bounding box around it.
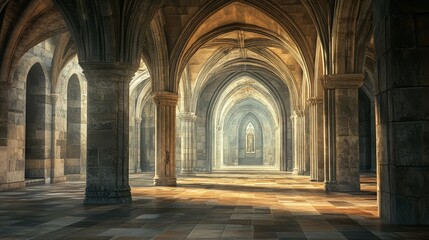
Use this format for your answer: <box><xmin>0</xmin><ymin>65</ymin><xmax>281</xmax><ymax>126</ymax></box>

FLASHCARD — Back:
<box><xmin>135</xmin><ymin>117</ymin><xmax>142</xmax><ymax>124</ymax></box>
<box><xmin>291</xmin><ymin>109</ymin><xmax>305</xmax><ymax>118</ymax></box>
<box><xmin>50</xmin><ymin>94</ymin><xmax>59</xmax><ymax>104</ymax></box>
<box><xmin>306</xmin><ymin>97</ymin><xmax>323</xmax><ymax>106</ymax></box>
<box><xmin>320</xmin><ymin>74</ymin><xmax>364</xmax><ymax>89</ymax></box>
<box><xmin>152</xmin><ymin>91</ymin><xmax>178</xmax><ymax>107</ymax></box>
<box><xmin>80</xmin><ymin>62</ymin><xmax>137</xmax><ymax>82</ymax></box>
<box><xmin>179</xmin><ymin>112</ymin><xmax>197</xmax><ymax>122</ymax></box>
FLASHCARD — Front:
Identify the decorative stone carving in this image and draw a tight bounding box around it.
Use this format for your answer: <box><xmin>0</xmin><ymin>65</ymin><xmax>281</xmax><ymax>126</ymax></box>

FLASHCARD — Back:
<box><xmin>320</xmin><ymin>74</ymin><xmax>364</xmax><ymax>89</ymax></box>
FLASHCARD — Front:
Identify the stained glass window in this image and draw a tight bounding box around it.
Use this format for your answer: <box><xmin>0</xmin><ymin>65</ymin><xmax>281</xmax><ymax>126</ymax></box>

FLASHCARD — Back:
<box><xmin>246</xmin><ymin>122</ymin><xmax>255</xmax><ymax>153</ymax></box>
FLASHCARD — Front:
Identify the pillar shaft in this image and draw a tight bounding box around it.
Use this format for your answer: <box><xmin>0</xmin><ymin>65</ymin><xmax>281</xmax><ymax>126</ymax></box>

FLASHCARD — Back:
<box><xmin>374</xmin><ymin>0</ymin><xmax>429</xmax><ymax>225</ymax></box>
<box><xmin>153</xmin><ymin>91</ymin><xmax>178</xmax><ymax>186</ymax></box>
<box><xmin>321</xmin><ymin>74</ymin><xmax>363</xmax><ymax>192</ymax></box>
<box><xmin>180</xmin><ymin>112</ymin><xmax>197</xmax><ymax>174</ymax></box>
<box><xmin>308</xmin><ymin>97</ymin><xmax>324</xmax><ymax>181</ymax></box>
<box><xmin>291</xmin><ymin>111</ymin><xmax>305</xmax><ymax>175</ymax></box>
<box><xmin>82</xmin><ymin>64</ymin><xmax>134</xmax><ymax>204</ymax></box>
<box><xmin>135</xmin><ymin>118</ymin><xmax>142</xmax><ymax>173</ymax></box>
<box><xmin>50</xmin><ymin>94</ymin><xmax>65</xmax><ymax>183</ymax></box>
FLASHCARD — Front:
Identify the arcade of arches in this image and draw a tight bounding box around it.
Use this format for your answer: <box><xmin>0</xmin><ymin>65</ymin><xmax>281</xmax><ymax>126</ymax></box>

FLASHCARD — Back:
<box><xmin>0</xmin><ymin>0</ymin><xmax>428</xmax><ymax>233</ymax></box>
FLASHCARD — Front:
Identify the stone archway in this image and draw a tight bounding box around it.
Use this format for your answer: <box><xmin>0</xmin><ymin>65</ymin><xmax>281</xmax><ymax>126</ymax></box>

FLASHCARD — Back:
<box><xmin>238</xmin><ymin>114</ymin><xmax>263</xmax><ymax>166</ymax></box>
<box><xmin>358</xmin><ymin>88</ymin><xmax>376</xmax><ymax>173</ymax></box>
<box><xmin>65</xmin><ymin>74</ymin><xmax>81</xmax><ymax>179</ymax></box>
<box><xmin>25</xmin><ymin>63</ymin><xmax>48</xmax><ymax>181</ymax></box>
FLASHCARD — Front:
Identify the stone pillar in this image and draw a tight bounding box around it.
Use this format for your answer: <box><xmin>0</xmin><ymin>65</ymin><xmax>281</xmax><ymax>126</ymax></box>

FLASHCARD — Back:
<box><xmin>291</xmin><ymin>111</ymin><xmax>305</xmax><ymax>175</ymax></box>
<box><xmin>374</xmin><ymin>0</ymin><xmax>429</xmax><ymax>225</ymax></box>
<box><xmin>321</xmin><ymin>74</ymin><xmax>363</xmax><ymax>192</ymax></box>
<box><xmin>0</xmin><ymin>82</ymin><xmax>7</xmax><ymax>147</ymax></box>
<box><xmin>180</xmin><ymin>112</ymin><xmax>197</xmax><ymax>174</ymax></box>
<box><xmin>214</xmin><ymin>125</ymin><xmax>223</xmax><ymax>168</ymax></box>
<box><xmin>81</xmin><ymin>64</ymin><xmax>134</xmax><ymax>204</ymax></box>
<box><xmin>304</xmin><ymin>109</ymin><xmax>310</xmax><ymax>174</ymax></box>
<box><xmin>370</xmin><ymin>105</ymin><xmax>376</xmax><ymax>173</ymax></box>
<box><xmin>50</xmin><ymin>94</ymin><xmax>65</xmax><ymax>183</ymax></box>
<box><xmin>152</xmin><ymin>91</ymin><xmax>178</xmax><ymax>186</ymax></box>
<box><xmin>307</xmin><ymin>97</ymin><xmax>324</xmax><ymax>181</ymax></box>
<box><xmin>135</xmin><ymin>117</ymin><xmax>142</xmax><ymax>173</ymax></box>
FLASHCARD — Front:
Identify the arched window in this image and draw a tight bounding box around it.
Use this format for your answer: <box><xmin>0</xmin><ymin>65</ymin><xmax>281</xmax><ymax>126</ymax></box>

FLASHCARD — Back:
<box><xmin>246</xmin><ymin>122</ymin><xmax>255</xmax><ymax>153</ymax></box>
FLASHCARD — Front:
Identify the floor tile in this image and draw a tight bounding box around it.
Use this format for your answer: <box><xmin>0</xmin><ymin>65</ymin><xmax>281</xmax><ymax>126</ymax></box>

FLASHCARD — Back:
<box><xmin>0</xmin><ymin>172</ymin><xmax>427</xmax><ymax>240</ymax></box>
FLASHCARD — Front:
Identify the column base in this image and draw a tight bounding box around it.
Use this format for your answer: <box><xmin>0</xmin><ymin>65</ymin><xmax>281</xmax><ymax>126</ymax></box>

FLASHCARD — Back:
<box><xmin>153</xmin><ymin>177</ymin><xmax>177</xmax><ymax>186</ymax></box>
<box><xmin>65</xmin><ymin>174</ymin><xmax>83</xmax><ymax>181</ymax></box>
<box><xmin>51</xmin><ymin>176</ymin><xmax>67</xmax><ymax>183</ymax></box>
<box><xmin>292</xmin><ymin>169</ymin><xmax>299</xmax><ymax>175</ymax></box>
<box><xmin>84</xmin><ymin>186</ymin><xmax>132</xmax><ymax>204</ymax></box>
<box><xmin>324</xmin><ymin>181</ymin><xmax>360</xmax><ymax>192</ymax></box>
<box><xmin>180</xmin><ymin>169</ymin><xmax>194</xmax><ymax>175</ymax></box>
<box><xmin>0</xmin><ymin>181</ymin><xmax>25</xmax><ymax>191</ymax></box>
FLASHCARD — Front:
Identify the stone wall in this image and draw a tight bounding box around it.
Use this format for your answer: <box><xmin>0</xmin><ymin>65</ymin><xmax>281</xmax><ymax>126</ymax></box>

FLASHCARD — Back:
<box><xmin>0</xmin><ymin>39</ymin><xmax>87</xmax><ymax>190</ymax></box>
<box><xmin>56</xmin><ymin>59</ymin><xmax>87</xmax><ymax>180</ymax></box>
<box><xmin>0</xmin><ymin>40</ymin><xmax>54</xmax><ymax>189</ymax></box>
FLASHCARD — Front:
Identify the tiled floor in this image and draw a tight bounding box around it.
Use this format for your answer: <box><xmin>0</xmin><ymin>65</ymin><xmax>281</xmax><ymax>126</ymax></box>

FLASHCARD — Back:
<box><xmin>0</xmin><ymin>171</ymin><xmax>428</xmax><ymax>240</ymax></box>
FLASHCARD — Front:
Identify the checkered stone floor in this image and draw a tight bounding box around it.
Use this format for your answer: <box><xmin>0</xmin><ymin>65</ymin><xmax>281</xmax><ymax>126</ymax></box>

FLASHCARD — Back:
<box><xmin>0</xmin><ymin>171</ymin><xmax>428</xmax><ymax>240</ymax></box>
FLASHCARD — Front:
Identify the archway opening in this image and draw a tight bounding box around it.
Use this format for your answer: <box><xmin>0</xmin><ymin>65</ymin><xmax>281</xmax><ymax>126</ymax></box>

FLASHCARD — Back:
<box><xmin>25</xmin><ymin>63</ymin><xmax>48</xmax><ymax>181</ymax></box>
<box><xmin>140</xmin><ymin>101</ymin><xmax>155</xmax><ymax>172</ymax></box>
<box><xmin>239</xmin><ymin>117</ymin><xmax>262</xmax><ymax>165</ymax></box>
<box><xmin>65</xmin><ymin>74</ymin><xmax>82</xmax><ymax>179</ymax></box>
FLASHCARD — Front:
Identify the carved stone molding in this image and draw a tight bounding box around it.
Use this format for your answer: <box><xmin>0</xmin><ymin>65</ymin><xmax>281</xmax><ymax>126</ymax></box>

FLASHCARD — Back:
<box><xmin>320</xmin><ymin>74</ymin><xmax>364</xmax><ymax>89</ymax></box>
<box><xmin>306</xmin><ymin>97</ymin><xmax>323</xmax><ymax>106</ymax></box>
<box><xmin>291</xmin><ymin>110</ymin><xmax>305</xmax><ymax>119</ymax></box>
<box><xmin>135</xmin><ymin>117</ymin><xmax>142</xmax><ymax>124</ymax></box>
<box><xmin>50</xmin><ymin>94</ymin><xmax>59</xmax><ymax>105</ymax></box>
<box><xmin>152</xmin><ymin>91</ymin><xmax>179</xmax><ymax>107</ymax></box>
<box><xmin>80</xmin><ymin>62</ymin><xmax>136</xmax><ymax>82</ymax></box>
<box><xmin>180</xmin><ymin>112</ymin><xmax>197</xmax><ymax>122</ymax></box>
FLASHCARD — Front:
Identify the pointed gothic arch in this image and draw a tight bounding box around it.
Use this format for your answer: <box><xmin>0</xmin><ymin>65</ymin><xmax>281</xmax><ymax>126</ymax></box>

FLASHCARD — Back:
<box><xmin>245</xmin><ymin>122</ymin><xmax>255</xmax><ymax>153</ymax></box>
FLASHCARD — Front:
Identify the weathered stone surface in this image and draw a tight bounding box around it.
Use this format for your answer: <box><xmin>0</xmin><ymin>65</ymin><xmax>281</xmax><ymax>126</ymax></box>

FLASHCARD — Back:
<box><xmin>375</xmin><ymin>0</ymin><xmax>429</xmax><ymax>225</ymax></box>
<box><xmin>152</xmin><ymin>91</ymin><xmax>179</xmax><ymax>186</ymax></box>
<box><xmin>81</xmin><ymin>64</ymin><xmax>134</xmax><ymax>204</ymax></box>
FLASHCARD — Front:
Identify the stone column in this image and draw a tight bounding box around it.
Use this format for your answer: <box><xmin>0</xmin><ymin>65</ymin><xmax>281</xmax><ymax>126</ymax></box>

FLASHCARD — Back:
<box><xmin>152</xmin><ymin>91</ymin><xmax>178</xmax><ymax>186</ymax></box>
<box><xmin>307</xmin><ymin>97</ymin><xmax>324</xmax><ymax>181</ymax></box>
<box><xmin>81</xmin><ymin>64</ymin><xmax>134</xmax><ymax>204</ymax></box>
<box><xmin>291</xmin><ymin>111</ymin><xmax>305</xmax><ymax>175</ymax></box>
<box><xmin>135</xmin><ymin>117</ymin><xmax>142</xmax><ymax>173</ymax></box>
<box><xmin>374</xmin><ymin>0</ymin><xmax>429</xmax><ymax>225</ymax></box>
<box><xmin>180</xmin><ymin>112</ymin><xmax>197</xmax><ymax>174</ymax></box>
<box><xmin>321</xmin><ymin>74</ymin><xmax>363</xmax><ymax>192</ymax></box>
<box><xmin>50</xmin><ymin>94</ymin><xmax>65</xmax><ymax>183</ymax></box>
<box><xmin>0</xmin><ymin>82</ymin><xmax>7</xmax><ymax>146</ymax></box>
<box><xmin>369</xmin><ymin>105</ymin><xmax>376</xmax><ymax>173</ymax></box>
